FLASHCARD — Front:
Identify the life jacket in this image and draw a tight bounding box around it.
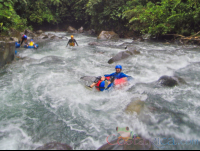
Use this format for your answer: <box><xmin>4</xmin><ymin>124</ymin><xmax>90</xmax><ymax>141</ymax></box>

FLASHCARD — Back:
<box><xmin>29</xmin><ymin>42</ymin><xmax>34</xmax><ymax>46</ymax></box>
<box><xmin>95</xmin><ymin>77</ymin><xmax>110</xmax><ymax>91</ymax></box>
<box><xmin>69</xmin><ymin>42</ymin><xmax>75</xmax><ymax>46</ymax></box>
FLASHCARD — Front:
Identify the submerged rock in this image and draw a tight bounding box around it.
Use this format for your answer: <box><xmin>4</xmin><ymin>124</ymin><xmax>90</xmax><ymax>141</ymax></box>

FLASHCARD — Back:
<box><xmin>108</xmin><ymin>47</ymin><xmax>140</xmax><ymax>64</ymax></box>
<box><xmin>36</xmin><ymin>142</ymin><xmax>73</xmax><ymax>150</ymax></box>
<box><xmin>125</xmin><ymin>99</ymin><xmax>145</xmax><ymax>115</ymax></box>
<box><xmin>158</xmin><ymin>75</ymin><xmax>186</xmax><ymax>87</ymax></box>
<box><xmin>98</xmin><ymin>31</ymin><xmax>119</xmax><ymax>40</ymax></box>
<box><xmin>88</xmin><ymin>42</ymin><xmax>101</xmax><ymax>46</ymax></box>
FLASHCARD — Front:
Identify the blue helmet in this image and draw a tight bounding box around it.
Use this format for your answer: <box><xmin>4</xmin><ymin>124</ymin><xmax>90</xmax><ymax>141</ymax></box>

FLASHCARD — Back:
<box><xmin>23</xmin><ymin>35</ymin><xmax>27</xmax><ymax>39</ymax></box>
<box><xmin>31</xmin><ymin>39</ymin><xmax>33</xmax><ymax>41</ymax></box>
<box><xmin>115</xmin><ymin>65</ymin><xmax>122</xmax><ymax>70</ymax></box>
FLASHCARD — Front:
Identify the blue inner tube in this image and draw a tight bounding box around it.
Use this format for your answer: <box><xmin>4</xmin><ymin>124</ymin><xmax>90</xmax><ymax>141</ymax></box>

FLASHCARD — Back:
<box><xmin>15</xmin><ymin>42</ymin><xmax>20</xmax><ymax>48</ymax></box>
<box><xmin>15</xmin><ymin>42</ymin><xmax>39</xmax><ymax>49</ymax></box>
<box><xmin>99</xmin><ymin>81</ymin><xmax>113</xmax><ymax>91</ymax></box>
<box><xmin>24</xmin><ymin>44</ymin><xmax>39</xmax><ymax>48</ymax></box>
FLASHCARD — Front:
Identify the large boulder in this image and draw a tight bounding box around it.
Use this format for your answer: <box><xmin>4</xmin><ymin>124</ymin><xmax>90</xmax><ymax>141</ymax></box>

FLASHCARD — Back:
<box><xmin>24</xmin><ymin>29</ymin><xmax>37</xmax><ymax>38</ymax></box>
<box><xmin>87</xmin><ymin>29</ymin><xmax>95</xmax><ymax>35</ymax></box>
<box><xmin>108</xmin><ymin>47</ymin><xmax>140</xmax><ymax>64</ymax></box>
<box><xmin>158</xmin><ymin>75</ymin><xmax>186</xmax><ymax>87</ymax></box>
<box><xmin>97</xmin><ymin>31</ymin><xmax>119</xmax><ymax>40</ymax></box>
<box><xmin>36</xmin><ymin>142</ymin><xmax>73</xmax><ymax>150</ymax></box>
<box><xmin>0</xmin><ymin>41</ymin><xmax>15</xmax><ymax>68</ymax></box>
<box><xmin>67</xmin><ymin>26</ymin><xmax>77</xmax><ymax>33</ymax></box>
<box><xmin>10</xmin><ymin>37</ymin><xmax>18</xmax><ymax>42</ymax></box>
<box><xmin>78</xmin><ymin>26</ymin><xmax>84</xmax><ymax>33</ymax></box>
<box><xmin>8</xmin><ymin>28</ymin><xmax>21</xmax><ymax>38</ymax></box>
<box><xmin>35</xmin><ymin>30</ymin><xmax>43</xmax><ymax>35</ymax></box>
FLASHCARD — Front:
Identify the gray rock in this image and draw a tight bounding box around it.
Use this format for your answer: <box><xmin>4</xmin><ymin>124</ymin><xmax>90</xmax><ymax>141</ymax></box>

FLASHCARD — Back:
<box><xmin>10</xmin><ymin>37</ymin><xmax>18</xmax><ymax>42</ymax></box>
<box><xmin>158</xmin><ymin>75</ymin><xmax>186</xmax><ymax>87</ymax></box>
<box><xmin>108</xmin><ymin>47</ymin><xmax>140</xmax><ymax>64</ymax></box>
<box><xmin>36</xmin><ymin>30</ymin><xmax>43</xmax><ymax>35</ymax></box>
<box><xmin>67</xmin><ymin>26</ymin><xmax>77</xmax><ymax>33</ymax></box>
<box><xmin>78</xmin><ymin>26</ymin><xmax>84</xmax><ymax>33</ymax></box>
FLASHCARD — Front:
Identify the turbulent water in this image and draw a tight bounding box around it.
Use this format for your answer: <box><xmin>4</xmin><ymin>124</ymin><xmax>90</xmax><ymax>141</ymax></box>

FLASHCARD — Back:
<box><xmin>0</xmin><ymin>32</ymin><xmax>200</xmax><ymax>150</ymax></box>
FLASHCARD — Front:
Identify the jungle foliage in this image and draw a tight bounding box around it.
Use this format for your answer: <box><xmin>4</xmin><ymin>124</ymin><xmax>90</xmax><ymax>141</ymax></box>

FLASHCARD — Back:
<box><xmin>0</xmin><ymin>0</ymin><xmax>200</xmax><ymax>37</ymax></box>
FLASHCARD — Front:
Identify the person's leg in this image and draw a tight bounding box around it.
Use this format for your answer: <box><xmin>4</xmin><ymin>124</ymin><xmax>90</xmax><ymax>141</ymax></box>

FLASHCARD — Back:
<box><xmin>89</xmin><ymin>76</ymin><xmax>102</xmax><ymax>88</ymax></box>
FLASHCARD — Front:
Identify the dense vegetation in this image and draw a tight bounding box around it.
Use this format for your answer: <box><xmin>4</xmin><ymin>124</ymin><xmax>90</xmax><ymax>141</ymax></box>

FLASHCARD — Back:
<box><xmin>0</xmin><ymin>0</ymin><xmax>200</xmax><ymax>37</ymax></box>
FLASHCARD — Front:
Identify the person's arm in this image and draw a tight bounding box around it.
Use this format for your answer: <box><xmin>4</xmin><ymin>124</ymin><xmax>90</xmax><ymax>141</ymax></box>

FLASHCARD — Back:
<box><xmin>66</xmin><ymin>40</ymin><xmax>70</xmax><ymax>46</ymax></box>
<box><xmin>119</xmin><ymin>73</ymin><xmax>129</xmax><ymax>78</ymax></box>
<box><xmin>74</xmin><ymin>39</ymin><xmax>78</xmax><ymax>46</ymax></box>
<box><xmin>104</xmin><ymin>73</ymin><xmax>115</xmax><ymax>77</ymax></box>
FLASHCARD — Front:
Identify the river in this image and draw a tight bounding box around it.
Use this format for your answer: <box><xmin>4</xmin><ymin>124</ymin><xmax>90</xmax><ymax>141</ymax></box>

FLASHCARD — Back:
<box><xmin>0</xmin><ymin>32</ymin><xmax>200</xmax><ymax>150</ymax></box>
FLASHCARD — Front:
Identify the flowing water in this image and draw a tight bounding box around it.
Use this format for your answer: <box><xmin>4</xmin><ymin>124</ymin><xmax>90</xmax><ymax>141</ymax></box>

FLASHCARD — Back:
<box><xmin>0</xmin><ymin>32</ymin><xmax>200</xmax><ymax>150</ymax></box>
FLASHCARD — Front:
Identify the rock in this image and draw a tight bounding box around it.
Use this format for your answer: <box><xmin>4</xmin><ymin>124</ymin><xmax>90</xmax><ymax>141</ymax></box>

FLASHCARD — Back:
<box><xmin>36</xmin><ymin>142</ymin><xmax>73</xmax><ymax>150</ymax></box>
<box><xmin>36</xmin><ymin>30</ymin><xmax>43</xmax><ymax>35</ymax></box>
<box><xmin>158</xmin><ymin>75</ymin><xmax>186</xmax><ymax>87</ymax></box>
<box><xmin>108</xmin><ymin>47</ymin><xmax>140</xmax><ymax>64</ymax></box>
<box><xmin>78</xmin><ymin>26</ymin><xmax>84</xmax><ymax>33</ymax></box>
<box><xmin>8</xmin><ymin>28</ymin><xmax>21</xmax><ymax>39</ymax></box>
<box><xmin>42</xmin><ymin>35</ymin><xmax>49</xmax><ymax>39</ymax></box>
<box><xmin>97</xmin><ymin>31</ymin><xmax>119</xmax><ymax>40</ymax></box>
<box><xmin>24</xmin><ymin>29</ymin><xmax>36</xmax><ymax>38</ymax></box>
<box><xmin>98</xmin><ymin>137</ymin><xmax>153</xmax><ymax>150</ymax></box>
<box><xmin>87</xmin><ymin>29</ymin><xmax>95</xmax><ymax>35</ymax></box>
<box><xmin>0</xmin><ymin>41</ymin><xmax>15</xmax><ymax>68</ymax></box>
<box><xmin>10</xmin><ymin>37</ymin><xmax>18</xmax><ymax>42</ymax></box>
<box><xmin>67</xmin><ymin>26</ymin><xmax>77</xmax><ymax>33</ymax></box>
<box><xmin>88</xmin><ymin>42</ymin><xmax>101</xmax><ymax>46</ymax></box>
<box><xmin>125</xmin><ymin>99</ymin><xmax>145</xmax><ymax>115</ymax></box>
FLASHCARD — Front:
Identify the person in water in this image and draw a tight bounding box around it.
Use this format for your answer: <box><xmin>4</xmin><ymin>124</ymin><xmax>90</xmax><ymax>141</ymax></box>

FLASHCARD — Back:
<box><xmin>26</xmin><ymin>39</ymin><xmax>37</xmax><ymax>48</ymax></box>
<box><xmin>87</xmin><ymin>65</ymin><xmax>129</xmax><ymax>90</ymax></box>
<box><xmin>66</xmin><ymin>35</ymin><xmax>78</xmax><ymax>47</ymax></box>
<box><xmin>20</xmin><ymin>35</ymin><xmax>28</xmax><ymax>45</ymax></box>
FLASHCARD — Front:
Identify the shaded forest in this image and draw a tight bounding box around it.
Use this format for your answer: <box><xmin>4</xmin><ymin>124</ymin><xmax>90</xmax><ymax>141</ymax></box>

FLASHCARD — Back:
<box><xmin>1</xmin><ymin>0</ymin><xmax>200</xmax><ymax>38</ymax></box>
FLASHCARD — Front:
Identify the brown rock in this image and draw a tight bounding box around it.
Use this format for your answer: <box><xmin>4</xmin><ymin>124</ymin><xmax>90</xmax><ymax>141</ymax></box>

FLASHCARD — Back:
<box><xmin>67</xmin><ymin>26</ymin><xmax>77</xmax><ymax>33</ymax></box>
<box><xmin>97</xmin><ymin>31</ymin><xmax>119</xmax><ymax>40</ymax></box>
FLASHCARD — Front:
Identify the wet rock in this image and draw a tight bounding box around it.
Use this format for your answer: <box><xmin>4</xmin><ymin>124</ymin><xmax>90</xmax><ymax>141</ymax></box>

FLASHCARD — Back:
<box><xmin>67</xmin><ymin>26</ymin><xmax>77</xmax><ymax>33</ymax></box>
<box><xmin>36</xmin><ymin>142</ymin><xmax>73</xmax><ymax>150</ymax></box>
<box><xmin>10</xmin><ymin>37</ymin><xmax>18</xmax><ymax>42</ymax></box>
<box><xmin>36</xmin><ymin>30</ymin><xmax>43</xmax><ymax>35</ymax></box>
<box><xmin>98</xmin><ymin>137</ymin><xmax>153</xmax><ymax>150</ymax></box>
<box><xmin>0</xmin><ymin>41</ymin><xmax>15</xmax><ymax>68</ymax></box>
<box><xmin>158</xmin><ymin>75</ymin><xmax>186</xmax><ymax>87</ymax></box>
<box><xmin>125</xmin><ymin>99</ymin><xmax>145</xmax><ymax>115</ymax></box>
<box><xmin>87</xmin><ymin>29</ymin><xmax>96</xmax><ymax>35</ymax></box>
<box><xmin>78</xmin><ymin>26</ymin><xmax>84</xmax><ymax>33</ymax></box>
<box><xmin>88</xmin><ymin>42</ymin><xmax>101</xmax><ymax>46</ymax></box>
<box><xmin>98</xmin><ymin>31</ymin><xmax>119</xmax><ymax>40</ymax></box>
<box><xmin>108</xmin><ymin>47</ymin><xmax>140</xmax><ymax>64</ymax></box>
<box><xmin>8</xmin><ymin>28</ymin><xmax>21</xmax><ymax>39</ymax></box>
<box><xmin>24</xmin><ymin>29</ymin><xmax>36</xmax><ymax>38</ymax></box>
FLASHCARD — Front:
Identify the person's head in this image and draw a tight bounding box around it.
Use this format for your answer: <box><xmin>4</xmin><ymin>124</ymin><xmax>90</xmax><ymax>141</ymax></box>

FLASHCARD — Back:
<box><xmin>115</xmin><ymin>65</ymin><xmax>122</xmax><ymax>73</ymax></box>
<box><xmin>31</xmin><ymin>39</ymin><xmax>33</xmax><ymax>42</ymax></box>
<box><xmin>71</xmin><ymin>35</ymin><xmax>74</xmax><ymax>39</ymax></box>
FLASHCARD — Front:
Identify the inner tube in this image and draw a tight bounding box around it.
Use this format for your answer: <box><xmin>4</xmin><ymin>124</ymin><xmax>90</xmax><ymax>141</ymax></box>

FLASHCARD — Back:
<box><xmin>15</xmin><ymin>42</ymin><xmax>39</xmax><ymax>49</ymax></box>
<box><xmin>24</xmin><ymin>44</ymin><xmax>39</xmax><ymax>49</ymax></box>
<box><xmin>96</xmin><ymin>76</ymin><xmax>131</xmax><ymax>91</ymax></box>
<box><xmin>15</xmin><ymin>42</ymin><xmax>20</xmax><ymax>48</ymax></box>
